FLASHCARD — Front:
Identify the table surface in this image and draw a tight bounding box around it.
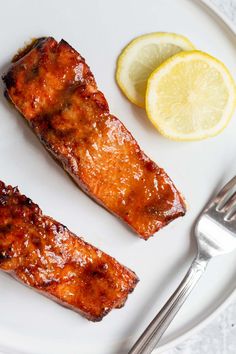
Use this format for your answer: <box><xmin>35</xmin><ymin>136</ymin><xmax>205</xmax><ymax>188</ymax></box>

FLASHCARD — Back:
<box><xmin>165</xmin><ymin>2</ymin><xmax>236</xmax><ymax>353</ymax></box>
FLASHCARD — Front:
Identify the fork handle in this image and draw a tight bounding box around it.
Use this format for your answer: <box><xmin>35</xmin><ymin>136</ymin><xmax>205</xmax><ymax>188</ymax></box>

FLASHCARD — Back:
<box><xmin>129</xmin><ymin>253</ymin><xmax>210</xmax><ymax>354</ymax></box>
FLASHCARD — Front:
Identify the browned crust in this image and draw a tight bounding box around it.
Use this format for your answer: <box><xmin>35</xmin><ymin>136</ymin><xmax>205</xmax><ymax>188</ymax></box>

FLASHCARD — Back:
<box><xmin>0</xmin><ymin>181</ymin><xmax>138</xmax><ymax>321</ymax></box>
<box><xmin>2</xmin><ymin>37</ymin><xmax>186</xmax><ymax>239</ymax></box>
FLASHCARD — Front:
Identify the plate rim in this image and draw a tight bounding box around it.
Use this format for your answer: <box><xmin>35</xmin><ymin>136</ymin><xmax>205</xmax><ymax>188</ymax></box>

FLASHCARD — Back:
<box><xmin>153</xmin><ymin>2</ymin><xmax>236</xmax><ymax>352</ymax></box>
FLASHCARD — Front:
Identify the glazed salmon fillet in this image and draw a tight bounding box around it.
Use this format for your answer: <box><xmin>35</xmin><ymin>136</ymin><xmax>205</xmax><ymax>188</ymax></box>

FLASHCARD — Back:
<box><xmin>0</xmin><ymin>181</ymin><xmax>138</xmax><ymax>321</ymax></box>
<box><xmin>3</xmin><ymin>37</ymin><xmax>186</xmax><ymax>239</ymax></box>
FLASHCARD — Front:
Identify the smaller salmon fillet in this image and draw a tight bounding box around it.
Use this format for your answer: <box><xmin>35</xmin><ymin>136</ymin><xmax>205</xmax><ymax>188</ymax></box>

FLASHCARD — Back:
<box><xmin>0</xmin><ymin>181</ymin><xmax>138</xmax><ymax>321</ymax></box>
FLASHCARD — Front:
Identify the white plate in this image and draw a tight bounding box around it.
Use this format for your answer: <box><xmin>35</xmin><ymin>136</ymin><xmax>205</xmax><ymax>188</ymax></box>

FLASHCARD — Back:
<box><xmin>0</xmin><ymin>0</ymin><xmax>236</xmax><ymax>353</ymax></box>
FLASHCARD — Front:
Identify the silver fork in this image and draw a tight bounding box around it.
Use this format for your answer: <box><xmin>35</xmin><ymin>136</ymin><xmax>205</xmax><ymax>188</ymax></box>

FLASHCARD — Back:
<box><xmin>129</xmin><ymin>176</ymin><xmax>236</xmax><ymax>354</ymax></box>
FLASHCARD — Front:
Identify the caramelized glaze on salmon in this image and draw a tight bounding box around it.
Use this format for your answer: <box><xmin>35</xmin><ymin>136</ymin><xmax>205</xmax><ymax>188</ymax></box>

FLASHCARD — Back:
<box><xmin>3</xmin><ymin>37</ymin><xmax>186</xmax><ymax>239</ymax></box>
<box><xmin>0</xmin><ymin>181</ymin><xmax>138</xmax><ymax>321</ymax></box>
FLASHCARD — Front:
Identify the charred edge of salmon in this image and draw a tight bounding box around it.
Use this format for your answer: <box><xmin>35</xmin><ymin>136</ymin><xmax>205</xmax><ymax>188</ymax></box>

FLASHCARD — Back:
<box><xmin>85</xmin><ymin>276</ymin><xmax>139</xmax><ymax>321</ymax></box>
<box><xmin>12</xmin><ymin>37</ymin><xmax>49</xmax><ymax>63</ymax></box>
<box><xmin>8</xmin><ymin>269</ymin><xmax>139</xmax><ymax>322</ymax></box>
<box><xmin>2</xmin><ymin>37</ymin><xmax>50</xmax><ymax>91</ymax></box>
<box><xmin>9</xmin><ymin>266</ymin><xmax>139</xmax><ymax>322</ymax></box>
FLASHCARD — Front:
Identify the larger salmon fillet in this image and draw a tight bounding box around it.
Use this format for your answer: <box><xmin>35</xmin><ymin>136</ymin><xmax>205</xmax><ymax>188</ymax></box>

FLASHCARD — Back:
<box><xmin>2</xmin><ymin>37</ymin><xmax>186</xmax><ymax>239</ymax></box>
<box><xmin>0</xmin><ymin>181</ymin><xmax>138</xmax><ymax>321</ymax></box>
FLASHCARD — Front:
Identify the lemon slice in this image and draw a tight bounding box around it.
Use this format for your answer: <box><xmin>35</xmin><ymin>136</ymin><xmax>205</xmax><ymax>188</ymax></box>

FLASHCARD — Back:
<box><xmin>116</xmin><ymin>32</ymin><xmax>195</xmax><ymax>107</ymax></box>
<box><xmin>146</xmin><ymin>51</ymin><xmax>236</xmax><ymax>141</ymax></box>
